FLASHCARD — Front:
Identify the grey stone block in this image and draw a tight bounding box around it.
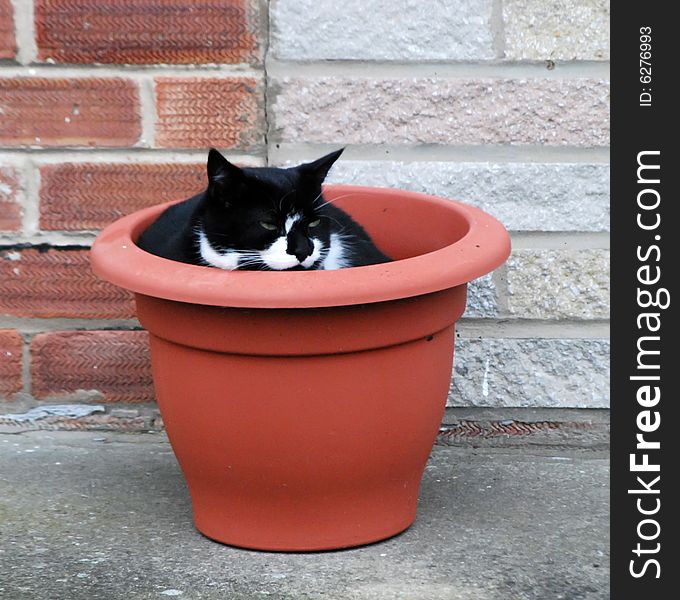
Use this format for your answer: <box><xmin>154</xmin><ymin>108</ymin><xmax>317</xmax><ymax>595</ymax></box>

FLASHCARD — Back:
<box><xmin>503</xmin><ymin>0</ymin><xmax>610</xmax><ymax>61</ymax></box>
<box><xmin>271</xmin><ymin>77</ymin><xmax>610</xmax><ymax>146</ymax></box>
<box><xmin>506</xmin><ymin>249</ymin><xmax>610</xmax><ymax>319</ymax></box>
<box><xmin>450</xmin><ymin>337</ymin><xmax>610</xmax><ymax>408</ymax></box>
<box><xmin>465</xmin><ymin>274</ymin><xmax>498</xmax><ymax>318</ymax></box>
<box><xmin>325</xmin><ymin>161</ymin><xmax>610</xmax><ymax>231</ymax></box>
<box><xmin>271</xmin><ymin>0</ymin><xmax>496</xmax><ymax>61</ymax></box>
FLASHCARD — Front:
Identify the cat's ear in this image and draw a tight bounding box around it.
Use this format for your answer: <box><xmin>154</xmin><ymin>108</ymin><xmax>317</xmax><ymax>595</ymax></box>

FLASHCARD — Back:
<box><xmin>296</xmin><ymin>148</ymin><xmax>344</xmax><ymax>186</ymax></box>
<box><xmin>207</xmin><ymin>148</ymin><xmax>244</xmax><ymax>191</ymax></box>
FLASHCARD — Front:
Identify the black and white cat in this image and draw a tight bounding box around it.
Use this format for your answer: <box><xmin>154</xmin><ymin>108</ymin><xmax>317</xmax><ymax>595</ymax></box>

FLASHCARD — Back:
<box><xmin>136</xmin><ymin>148</ymin><xmax>391</xmax><ymax>271</ymax></box>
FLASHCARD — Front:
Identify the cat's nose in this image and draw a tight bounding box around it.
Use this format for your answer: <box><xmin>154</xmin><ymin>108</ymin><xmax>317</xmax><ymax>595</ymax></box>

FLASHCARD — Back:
<box><xmin>288</xmin><ymin>234</ymin><xmax>313</xmax><ymax>262</ymax></box>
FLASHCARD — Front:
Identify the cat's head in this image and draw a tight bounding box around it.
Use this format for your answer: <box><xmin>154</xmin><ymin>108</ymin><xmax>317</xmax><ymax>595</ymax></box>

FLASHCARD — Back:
<box><xmin>198</xmin><ymin>148</ymin><xmax>343</xmax><ymax>270</ymax></box>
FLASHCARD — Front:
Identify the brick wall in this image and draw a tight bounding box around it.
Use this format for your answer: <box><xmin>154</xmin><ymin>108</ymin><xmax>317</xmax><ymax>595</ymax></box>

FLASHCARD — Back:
<box><xmin>0</xmin><ymin>0</ymin><xmax>609</xmax><ymax>409</ymax></box>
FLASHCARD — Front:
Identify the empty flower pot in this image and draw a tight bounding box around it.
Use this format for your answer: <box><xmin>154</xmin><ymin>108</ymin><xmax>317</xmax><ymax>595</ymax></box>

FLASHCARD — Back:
<box><xmin>90</xmin><ymin>185</ymin><xmax>511</xmax><ymax>551</ymax></box>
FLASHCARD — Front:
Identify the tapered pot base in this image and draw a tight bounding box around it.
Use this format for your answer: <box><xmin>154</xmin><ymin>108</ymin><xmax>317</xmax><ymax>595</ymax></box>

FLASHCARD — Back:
<box><xmin>149</xmin><ymin>322</ymin><xmax>454</xmax><ymax>551</ymax></box>
<box><xmin>193</xmin><ymin>507</ymin><xmax>417</xmax><ymax>552</ymax></box>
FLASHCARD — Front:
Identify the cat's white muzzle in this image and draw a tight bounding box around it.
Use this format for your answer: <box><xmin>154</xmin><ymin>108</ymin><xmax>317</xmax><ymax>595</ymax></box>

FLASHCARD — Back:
<box><xmin>260</xmin><ymin>237</ymin><xmax>322</xmax><ymax>270</ymax></box>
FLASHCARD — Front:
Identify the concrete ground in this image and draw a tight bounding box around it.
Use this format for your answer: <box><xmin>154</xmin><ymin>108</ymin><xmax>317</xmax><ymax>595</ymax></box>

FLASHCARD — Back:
<box><xmin>0</xmin><ymin>431</ymin><xmax>609</xmax><ymax>600</ymax></box>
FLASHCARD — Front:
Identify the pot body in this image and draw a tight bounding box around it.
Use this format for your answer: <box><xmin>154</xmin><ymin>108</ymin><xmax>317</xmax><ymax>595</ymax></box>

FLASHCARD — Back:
<box><xmin>136</xmin><ymin>284</ymin><xmax>466</xmax><ymax>551</ymax></box>
<box><xmin>91</xmin><ymin>185</ymin><xmax>512</xmax><ymax>551</ymax></box>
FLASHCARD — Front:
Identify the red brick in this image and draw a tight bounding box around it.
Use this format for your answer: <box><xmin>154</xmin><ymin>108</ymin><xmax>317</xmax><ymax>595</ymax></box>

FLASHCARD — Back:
<box><xmin>35</xmin><ymin>0</ymin><xmax>261</xmax><ymax>65</ymax></box>
<box><xmin>155</xmin><ymin>77</ymin><xmax>262</xmax><ymax>149</ymax></box>
<box><xmin>0</xmin><ymin>247</ymin><xmax>135</xmax><ymax>319</ymax></box>
<box><xmin>0</xmin><ymin>167</ymin><xmax>22</xmax><ymax>231</ymax></box>
<box><xmin>31</xmin><ymin>330</ymin><xmax>153</xmax><ymax>402</ymax></box>
<box><xmin>0</xmin><ymin>0</ymin><xmax>15</xmax><ymax>60</ymax></box>
<box><xmin>0</xmin><ymin>77</ymin><xmax>141</xmax><ymax>147</ymax></box>
<box><xmin>0</xmin><ymin>330</ymin><xmax>23</xmax><ymax>398</ymax></box>
<box><xmin>39</xmin><ymin>162</ymin><xmax>205</xmax><ymax>230</ymax></box>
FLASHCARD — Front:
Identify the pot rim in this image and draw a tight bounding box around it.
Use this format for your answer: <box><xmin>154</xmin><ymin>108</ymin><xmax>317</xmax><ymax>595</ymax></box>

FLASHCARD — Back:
<box><xmin>90</xmin><ymin>184</ymin><xmax>511</xmax><ymax>309</ymax></box>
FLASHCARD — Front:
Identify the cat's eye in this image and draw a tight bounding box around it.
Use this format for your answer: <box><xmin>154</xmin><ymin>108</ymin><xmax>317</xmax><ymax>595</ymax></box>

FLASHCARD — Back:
<box><xmin>259</xmin><ymin>221</ymin><xmax>278</xmax><ymax>231</ymax></box>
<box><xmin>308</xmin><ymin>219</ymin><xmax>321</xmax><ymax>228</ymax></box>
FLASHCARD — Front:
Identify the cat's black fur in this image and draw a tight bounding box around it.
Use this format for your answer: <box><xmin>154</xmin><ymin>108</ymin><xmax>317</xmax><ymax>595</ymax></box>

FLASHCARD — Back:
<box><xmin>136</xmin><ymin>148</ymin><xmax>391</xmax><ymax>271</ymax></box>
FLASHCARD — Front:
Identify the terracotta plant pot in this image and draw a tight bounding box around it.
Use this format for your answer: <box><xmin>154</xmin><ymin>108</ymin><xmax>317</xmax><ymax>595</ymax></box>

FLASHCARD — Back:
<box><xmin>91</xmin><ymin>185</ymin><xmax>510</xmax><ymax>551</ymax></box>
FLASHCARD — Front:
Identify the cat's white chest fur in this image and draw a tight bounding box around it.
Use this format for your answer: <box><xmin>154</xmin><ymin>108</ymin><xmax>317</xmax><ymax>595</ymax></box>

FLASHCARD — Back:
<box><xmin>198</xmin><ymin>231</ymin><xmax>240</xmax><ymax>270</ymax></box>
<box><xmin>322</xmin><ymin>234</ymin><xmax>347</xmax><ymax>270</ymax></box>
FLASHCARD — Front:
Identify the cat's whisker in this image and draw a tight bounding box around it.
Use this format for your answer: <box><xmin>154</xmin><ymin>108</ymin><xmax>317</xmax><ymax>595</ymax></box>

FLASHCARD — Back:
<box><xmin>204</xmin><ymin>246</ymin><xmax>262</xmax><ymax>257</ymax></box>
<box><xmin>236</xmin><ymin>261</ymin><xmax>265</xmax><ymax>270</ymax></box>
<box><xmin>320</xmin><ymin>215</ymin><xmax>346</xmax><ymax>230</ymax></box>
<box><xmin>236</xmin><ymin>261</ymin><xmax>265</xmax><ymax>269</ymax></box>
<box><xmin>315</xmin><ymin>192</ymin><xmax>363</xmax><ymax>210</ymax></box>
